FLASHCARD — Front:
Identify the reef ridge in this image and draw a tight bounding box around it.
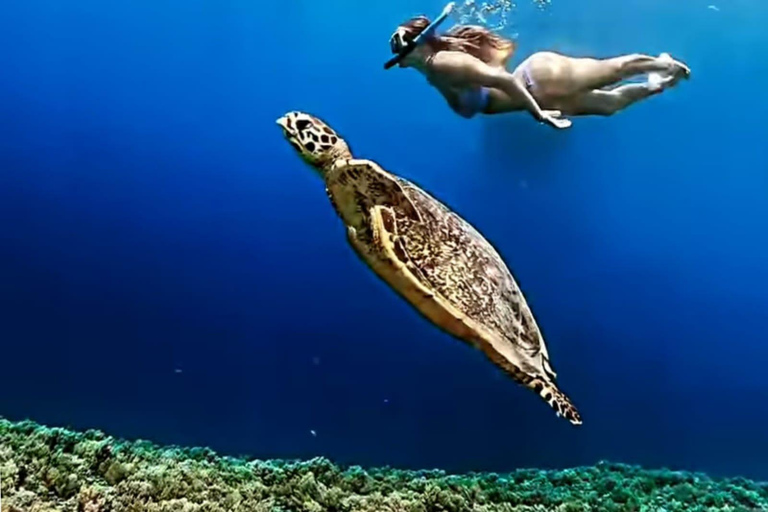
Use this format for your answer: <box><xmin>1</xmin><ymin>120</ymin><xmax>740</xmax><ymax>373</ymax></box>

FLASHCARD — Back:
<box><xmin>1</xmin><ymin>418</ymin><xmax>766</xmax><ymax>511</ymax></box>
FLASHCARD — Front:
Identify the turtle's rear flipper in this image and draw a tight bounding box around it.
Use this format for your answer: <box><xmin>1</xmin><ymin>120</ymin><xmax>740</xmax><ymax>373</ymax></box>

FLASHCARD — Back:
<box><xmin>528</xmin><ymin>377</ymin><xmax>582</xmax><ymax>426</ymax></box>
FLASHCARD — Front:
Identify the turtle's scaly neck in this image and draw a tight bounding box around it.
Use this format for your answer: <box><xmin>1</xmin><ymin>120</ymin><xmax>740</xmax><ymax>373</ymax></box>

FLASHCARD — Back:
<box><xmin>319</xmin><ymin>141</ymin><xmax>353</xmax><ymax>175</ymax></box>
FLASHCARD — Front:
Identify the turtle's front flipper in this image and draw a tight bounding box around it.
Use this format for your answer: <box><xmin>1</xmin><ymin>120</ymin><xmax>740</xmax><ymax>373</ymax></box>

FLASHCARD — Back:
<box><xmin>326</xmin><ymin>159</ymin><xmax>421</xmax><ymax>223</ymax></box>
<box><xmin>344</xmin><ymin>205</ymin><xmax>392</xmax><ymax>266</ymax></box>
<box><xmin>346</xmin><ymin>205</ymin><xmax>415</xmax><ymax>273</ymax></box>
<box><xmin>347</xmin><ymin>205</ymin><xmax>445</xmax><ymax>304</ymax></box>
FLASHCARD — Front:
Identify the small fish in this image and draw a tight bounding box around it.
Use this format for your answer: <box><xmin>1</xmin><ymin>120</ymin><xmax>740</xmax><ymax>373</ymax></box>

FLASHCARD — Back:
<box><xmin>310</xmin><ymin>429</ymin><xmax>317</xmax><ymax>437</ymax></box>
<box><xmin>707</xmin><ymin>5</ymin><xmax>720</xmax><ymax>11</ymax></box>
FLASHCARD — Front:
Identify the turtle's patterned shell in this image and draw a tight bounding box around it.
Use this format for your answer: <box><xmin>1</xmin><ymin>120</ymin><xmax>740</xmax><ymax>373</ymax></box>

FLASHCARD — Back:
<box><xmin>394</xmin><ymin>178</ymin><xmax>551</xmax><ymax>373</ymax></box>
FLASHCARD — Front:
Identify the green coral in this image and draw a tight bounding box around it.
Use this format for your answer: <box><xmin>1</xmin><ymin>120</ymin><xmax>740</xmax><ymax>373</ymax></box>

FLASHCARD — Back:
<box><xmin>0</xmin><ymin>418</ymin><xmax>767</xmax><ymax>511</ymax></box>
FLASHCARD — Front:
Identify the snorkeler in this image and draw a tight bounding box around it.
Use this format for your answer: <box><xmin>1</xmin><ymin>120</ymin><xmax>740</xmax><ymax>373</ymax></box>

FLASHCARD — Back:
<box><xmin>386</xmin><ymin>2</ymin><xmax>690</xmax><ymax>129</ymax></box>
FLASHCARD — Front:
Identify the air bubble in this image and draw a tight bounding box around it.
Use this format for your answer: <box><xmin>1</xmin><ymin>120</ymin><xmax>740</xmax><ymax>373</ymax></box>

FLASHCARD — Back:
<box><xmin>452</xmin><ymin>0</ymin><xmax>552</xmax><ymax>32</ymax></box>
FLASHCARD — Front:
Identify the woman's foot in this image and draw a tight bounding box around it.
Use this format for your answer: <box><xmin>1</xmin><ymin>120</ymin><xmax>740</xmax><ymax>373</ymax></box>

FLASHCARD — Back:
<box><xmin>646</xmin><ymin>71</ymin><xmax>678</xmax><ymax>93</ymax></box>
<box><xmin>647</xmin><ymin>53</ymin><xmax>690</xmax><ymax>93</ymax></box>
<box><xmin>658</xmin><ymin>52</ymin><xmax>691</xmax><ymax>82</ymax></box>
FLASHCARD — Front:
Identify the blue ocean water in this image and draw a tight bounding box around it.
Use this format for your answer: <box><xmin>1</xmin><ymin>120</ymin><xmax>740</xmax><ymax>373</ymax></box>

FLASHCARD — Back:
<box><xmin>1</xmin><ymin>0</ymin><xmax>767</xmax><ymax>482</ymax></box>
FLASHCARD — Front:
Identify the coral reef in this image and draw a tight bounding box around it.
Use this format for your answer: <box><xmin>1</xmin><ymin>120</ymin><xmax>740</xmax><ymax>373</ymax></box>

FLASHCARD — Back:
<box><xmin>1</xmin><ymin>418</ymin><xmax>767</xmax><ymax>511</ymax></box>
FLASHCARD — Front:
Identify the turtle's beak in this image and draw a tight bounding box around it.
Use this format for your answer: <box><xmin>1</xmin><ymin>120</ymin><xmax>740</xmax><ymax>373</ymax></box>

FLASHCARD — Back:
<box><xmin>276</xmin><ymin>115</ymin><xmax>289</xmax><ymax>133</ymax></box>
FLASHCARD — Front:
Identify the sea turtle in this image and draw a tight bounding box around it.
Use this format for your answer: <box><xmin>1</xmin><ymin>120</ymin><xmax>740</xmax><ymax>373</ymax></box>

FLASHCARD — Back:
<box><xmin>276</xmin><ymin>111</ymin><xmax>582</xmax><ymax>425</ymax></box>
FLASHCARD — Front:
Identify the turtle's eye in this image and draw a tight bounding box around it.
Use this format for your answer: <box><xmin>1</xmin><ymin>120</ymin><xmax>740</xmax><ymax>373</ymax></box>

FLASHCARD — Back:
<box><xmin>296</xmin><ymin>119</ymin><xmax>311</xmax><ymax>131</ymax></box>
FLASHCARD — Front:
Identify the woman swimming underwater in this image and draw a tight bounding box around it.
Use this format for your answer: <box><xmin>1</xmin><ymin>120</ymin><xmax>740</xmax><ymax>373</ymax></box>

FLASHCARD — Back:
<box><xmin>385</xmin><ymin>3</ymin><xmax>690</xmax><ymax>129</ymax></box>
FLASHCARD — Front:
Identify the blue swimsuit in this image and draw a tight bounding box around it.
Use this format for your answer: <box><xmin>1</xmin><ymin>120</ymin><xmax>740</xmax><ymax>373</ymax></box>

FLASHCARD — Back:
<box><xmin>455</xmin><ymin>87</ymin><xmax>491</xmax><ymax>119</ymax></box>
<box><xmin>425</xmin><ymin>54</ymin><xmax>490</xmax><ymax>119</ymax></box>
<box><xmin>452</xmin><ymin>62</ymin><xmax>537</xmax><ymax>119</ymax></box>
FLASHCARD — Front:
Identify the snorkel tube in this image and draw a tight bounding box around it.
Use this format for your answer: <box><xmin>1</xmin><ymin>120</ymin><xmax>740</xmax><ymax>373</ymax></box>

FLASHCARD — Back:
<box><xmin>384</xmin><ymin>2</ymin><xmax>456</xmax><ymax>70</ymax></box>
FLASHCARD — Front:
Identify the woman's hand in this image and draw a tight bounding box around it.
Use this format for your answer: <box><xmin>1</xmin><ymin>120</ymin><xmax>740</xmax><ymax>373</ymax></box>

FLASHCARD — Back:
<box><xmin>540</xmin><ymin>110</ymin><xmax>572</xmax><ymax>129</ymax></box>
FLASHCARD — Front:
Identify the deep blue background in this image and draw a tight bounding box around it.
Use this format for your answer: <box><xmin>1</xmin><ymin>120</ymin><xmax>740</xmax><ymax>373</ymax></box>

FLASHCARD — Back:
<box><xmin>1</xmin><ymin>0</ymin><xmax>767</xmax><ymax>480</ymax></box>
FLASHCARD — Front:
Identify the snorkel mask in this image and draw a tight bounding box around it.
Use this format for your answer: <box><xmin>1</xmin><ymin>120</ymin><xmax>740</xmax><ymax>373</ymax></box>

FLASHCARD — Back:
<box><xmin>384</xmin><ymin>2</ymin><xmax>455</xmax><ymax>70</ymax></box>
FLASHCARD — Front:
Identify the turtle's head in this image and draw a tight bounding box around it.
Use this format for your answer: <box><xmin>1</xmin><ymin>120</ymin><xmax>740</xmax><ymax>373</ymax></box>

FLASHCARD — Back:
<box><xmin>277</xmin><ymin>111</ymin><xmax>352</xmax><ymax>175</ymax></box>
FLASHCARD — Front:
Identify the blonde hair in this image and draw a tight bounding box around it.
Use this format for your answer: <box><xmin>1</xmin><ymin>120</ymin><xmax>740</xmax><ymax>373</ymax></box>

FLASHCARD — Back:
<box><xmin>398</xmin><ymin>16</ymin><xmax>516</xmax><ymax>66</ymax></box>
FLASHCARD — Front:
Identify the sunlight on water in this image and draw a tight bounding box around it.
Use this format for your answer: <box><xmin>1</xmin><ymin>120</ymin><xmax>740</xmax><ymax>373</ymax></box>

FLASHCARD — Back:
<box><xmin>454</xmin><ymin>0</ymin><xmax>551</xmax><ymax>31</ymax></box>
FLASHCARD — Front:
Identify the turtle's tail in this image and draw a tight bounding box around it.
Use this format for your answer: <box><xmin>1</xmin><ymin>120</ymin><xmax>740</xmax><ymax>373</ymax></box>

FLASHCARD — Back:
<box><xmin>527</xmin><ymin>377</ymin><xmax>582</xmax><ymax>426</ymax></box>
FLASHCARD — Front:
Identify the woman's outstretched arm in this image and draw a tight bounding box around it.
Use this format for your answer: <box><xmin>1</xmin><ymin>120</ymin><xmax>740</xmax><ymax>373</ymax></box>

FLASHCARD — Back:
<box><xmin>429</xmin><ymin>51</ymin><xmax>571</xmax><ymax>129</ymax></box>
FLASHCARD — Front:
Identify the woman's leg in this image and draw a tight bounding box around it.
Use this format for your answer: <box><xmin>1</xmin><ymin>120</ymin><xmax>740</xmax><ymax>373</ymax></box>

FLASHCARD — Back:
<box><xmin>562</xmin><ymin>80</ymin><xmax>669</xmax><ymax>116</ymax></box>
<box><xmin>533</xmin><ymin>52</ymin><xmax>690</xmax><ymax>96</ymax></box>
